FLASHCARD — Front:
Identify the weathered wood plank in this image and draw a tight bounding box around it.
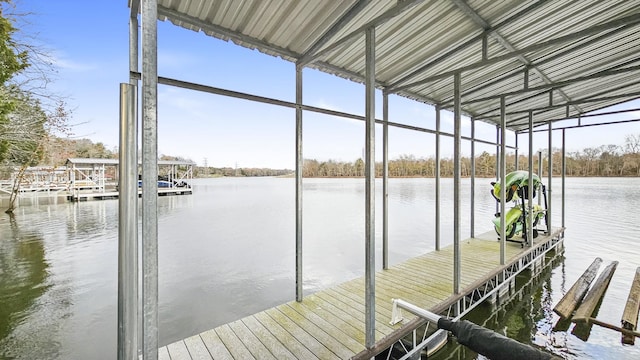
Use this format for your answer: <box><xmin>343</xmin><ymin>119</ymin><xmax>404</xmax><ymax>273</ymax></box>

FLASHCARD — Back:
<box><xmin>294</xmin><ymin>296</ymin><xmax>367</xmax><ymax>342</ymax></box>
<box><xmin>573</xmin><ymin>261</ymin><xmax>618</xmax><ymax>322</ymax></box>
<box><xmin>183</xmin><ymin>335</ymin><xmax>213</xmax><ymax>360</ymax></box>
<box><xmin>554</xmin><ymin>257</ymin><xmax>603</xmax><ymax>318</ymax></box>
<box><xmin>167</xmin><ymin>340</ymin><xmax>192</xmax><ymax>360</ymax></box>
<box><xmin>159</xmin><ymin>346</ymin><xmax>171</xmax><ymax>360</ymax></box>
<box><xmin>622</xmin><ymin>267</ymin><xmax>640</xmax><ymax>345</ymax></box>
<box><xmin>215</xmin><ymin>324</ymin><xmax>255</xmax><ymax>359</ymax></box>
<box><xmin>271</xmin><ymin>306</ymin><xmax>354</xmax><ymax>359</ymax></box>
<box><xmin>282</xmin><ymin>303</ymin><xmax>365</xmax><ymax>354</ymax></box>
<box><xmin>241</xmin><ymin>315</ymin><xmax>298</xmax><ymax>360</ymax></box>
<box><xmin>227</xmin><ymin>319</ymin><xmax>277</xmax><ymax>360</ymax></box>
<box><xmin>199</xmin><ymin>329</ymin><xmax>233</xmax><ymax>360</ymax></box>
<box><xmin>313</xmin><ymin>290</ymin><xmax>394</xmax><ymax>336</ymax></box>
<box><xmin>263</xmin><ymin>308</ymin><xmax>339</xmax><ymax>360</ymax></box>
<box><xmin>253</xmin><ymin>311</ymin><xmax>319</xmax><ymax>360</ymax></box>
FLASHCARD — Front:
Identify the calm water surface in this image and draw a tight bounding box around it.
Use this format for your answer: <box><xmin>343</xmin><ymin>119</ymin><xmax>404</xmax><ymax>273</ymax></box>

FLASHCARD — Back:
<box><xmin>1</xmin><ymin>177</ymin><xmax>639</xmax><ymax>359</ymax></box>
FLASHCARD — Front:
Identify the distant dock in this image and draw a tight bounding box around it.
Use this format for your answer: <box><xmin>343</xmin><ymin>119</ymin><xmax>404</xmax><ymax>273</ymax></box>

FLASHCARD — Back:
<box><xmin>159</xmin><ymin>228</ymin><xmax>565</xmax><ymax>359</ymax></box>
<box><xmin>67</xmin><ymin>187</ymin><xmax>193</xmax><ymax>201</ymax></box>
<box><xmin>0</xmin><ymin>158</ymin><xmax>195</xmax><ymax>202</ymax></box>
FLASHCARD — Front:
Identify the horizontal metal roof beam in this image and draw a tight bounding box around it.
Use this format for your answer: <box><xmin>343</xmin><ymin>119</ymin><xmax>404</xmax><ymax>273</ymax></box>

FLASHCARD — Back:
<box><xmin>501</xmin><ymin>93</ymin><xmax>640</xmax><ymax>128</ymax></box>
<box><xmin>297</xmin><ymin>0</ymin><xmax>370</xmax><ymax>66</ymax></box>
<box><xmin>527</xmin><ymin>117</ymin><xmax>640</xmax><ymax>133</ymax></box>
<box><xmin>130</xmin><ymin>71</ymin><xmax>503</xmax><ymax>146</ymax></box>
<box><xmin>129</xmin><ymin>71</ymin><xmax>509</xmax><ymax>150</ymax></box>
<box><xmin>386</xmin><ymin>0</ymin><xmax>549</xmax><ymax>92</ymax></box>
<box><xmin>439</xmin><ymin>25</ymin><xmax>635</xmax><ymax>107</ymax></box>
<box><xmin>157</xmin><ymin>4</ymin><xmax>300</xmax><ymax>60</ymax></box>
<box><xmin>298</xmin><ymin>0</ymin><xmax>425</xmax><ymax>67</ymax></box>
<box><xmin>452</xmin><ymin>0</ymin><xmax>581</xmax><ymax>114</ymax></box>
<box><xmin>392</xmin><ymin>13</ymin><xmax>640</xmax><ymax>92</ymax></box>
<box><xmin>462</xmin><ymin>64</ymin><xmax>640</xmax><ymax>105</ymax></box>
<box><xmin>472</xmin><ymin>79</ymin><xmax>640</xmax><ymax>121</ymax></box>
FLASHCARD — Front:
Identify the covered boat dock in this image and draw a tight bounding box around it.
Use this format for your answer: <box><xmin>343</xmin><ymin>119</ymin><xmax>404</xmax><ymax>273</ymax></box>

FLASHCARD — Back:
<box><xmin>119</xmin><ymin>1</ymin><xmax>640</xmax><ymax>359</ymax></box>
<box><xmin>66</xmin><ymin>158</ymin><xmax>194</xmax><ymax>201</ymax></box>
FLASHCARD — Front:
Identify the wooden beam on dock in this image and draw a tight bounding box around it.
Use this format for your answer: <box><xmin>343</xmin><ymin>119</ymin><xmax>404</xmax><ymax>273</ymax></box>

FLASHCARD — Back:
<box><xmin>573</xmin><ymin>261</ymin><xmax>618</xmax><ymax>322</ymax></box>
<box><xmin>553</xmin><ymin>257</ymin><xmax>602</xmax><ymax>318</ymax></box>
<box><xmin>621</xmin><ymin>267</ymin><xmax>640</xmax><ymax>345</ymax></box>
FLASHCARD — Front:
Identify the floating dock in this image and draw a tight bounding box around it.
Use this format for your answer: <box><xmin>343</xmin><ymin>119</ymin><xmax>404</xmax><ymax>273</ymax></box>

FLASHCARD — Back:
<box><xmin>159</xmin><ymin>227</ymin><xmax>564</xmax><ymax>359</ymax></box>
<box><xmin>66</xmin><ymin>187</ymin><xmax>193</xmax><ymax>202</ymax></box>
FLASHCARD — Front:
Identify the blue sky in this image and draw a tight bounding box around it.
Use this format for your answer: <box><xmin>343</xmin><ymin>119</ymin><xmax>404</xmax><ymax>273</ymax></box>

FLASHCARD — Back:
<box><xmin>17</xmin><ymin>1</ymin><xmax>640</xmax><ymax>169</ymax></box>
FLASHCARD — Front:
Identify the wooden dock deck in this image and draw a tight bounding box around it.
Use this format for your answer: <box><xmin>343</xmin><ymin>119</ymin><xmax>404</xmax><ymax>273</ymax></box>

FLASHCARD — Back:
<box><xmin>159</xmin><ymin>227</ymin><xmax>564</xmax><ymax>359</ymax></box>
<box><xmin>67</xmin><ymin>187</ymin><xmax>192</xmax><ymax>201</ymax></box>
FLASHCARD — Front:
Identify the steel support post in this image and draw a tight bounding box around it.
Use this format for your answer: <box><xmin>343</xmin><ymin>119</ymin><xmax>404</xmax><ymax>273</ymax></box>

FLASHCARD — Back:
<box><xmin>515</xmin><ymin>134</ymin><xmax>519</xmax><ymax>170</ymax></box>
<box><xmin>435</xmin><ymin>106</ymin><xmax>441</xmax><ymax>251</ymax></box>
<box><xmin>528</xmin><ymin>112</ymin><xmax>534</xmax><ymax>248</ymax></box>
<box><xmin>499</xmin><ymin>97</ymin><xmax>506</xmax><ymax>265</ymax></box>
<box><xmin>453</xmin><ymin>73</ymin><xmax>461</xmax><ymax>295</ymax></box>
<box><xmin>118</xmin><ymin>83</ymin><xmax>138</xmax><ymax>360</ymax></box>
<box><xmin>470</xmin><ymin>118</ymin><xmax>475</xmax><ymax>238</ymax></box>
<box><xmin>547</xmin><ymin>123</ymin><xmax>552</xmax><ymax>232</ymax></box>
<box><xmin>364</xmin><ymin>26</ymin><xmax>376</xmax><ymax>349</ymax></box>
<box><xmin>129</xmin><ymin>12</ymin><xmax>138</xmax><ymax>85</ymax></box>
<box><xmin>538</xmin><ymin>151</ymin><xmax>542</xmax><ymax>206</ymax></box>
<box><xmin>562</xmin><ymin>129</ymin><xmax>566</xmax><ymax>228</ymax></box>
<box><xmin>495</xmin><ymin>125</ymin><xmax>500</xmax><ymax>214</ymax></box>
<box><xmin>383</xmin><ymin>91</ymin><xmax>389</xmax><ymax>269</ymax></box>
<box><xmin>295</xmin><ymin>64</ymin><xmax>303</xmax><ymax>302</ymax></box>
<box><xmin>141</xmin><ymin>0</ymin><xmax>158</xmax><ymax>358</ymax></box>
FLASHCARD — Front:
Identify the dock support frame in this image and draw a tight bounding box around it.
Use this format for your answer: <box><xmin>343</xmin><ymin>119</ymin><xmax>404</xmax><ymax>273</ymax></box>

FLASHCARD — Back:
<box><xmin>376</xmin><ymin>230</ymin><xmax>565</xmax><ymax>360</ymax></box>
<box><xmin>141</xmin><ymin>0</ymin><xmax>159</xmax><ymax>358</ymax></box>
<box><xmin>435</xmin><ymin>106</ymin><xmax>441</xmax><ymax>251</ymax></box>
<box><xmin>383</xmin><ymin>91</ymin><xmax>389</xmax><ymax>269</ymax></box>
<box><xmin>118</xmin><ymin>83</ymin><xmax>138</xmax><ymax>360</ymax></box>
<box><xmin>295</xmin><ymin>64</ymin><xmax>303</xmax><ymax>302</ymax></box>
<box><xmin>499</xmin><ymin>96</ymin><xmax>506</xmax><ymax>265</ymax></box>
<box><xmin>364</xmin><ymin>26</ymin><xmax>376</xmax><ymax>349</ymax></box>
<box><xmin>453</xmin><ymin>73</ymin><xmax>461</xmax><ymax>296</ymax></box>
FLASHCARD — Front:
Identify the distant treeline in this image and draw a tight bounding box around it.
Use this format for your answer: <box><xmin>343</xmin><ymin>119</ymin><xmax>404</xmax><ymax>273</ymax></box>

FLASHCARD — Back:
<box><xmin>301</xmin><ymin>136</ymin><xmax>640</xmax><ymax>178</ymax></box>
<box><xmin>195</xmin><ymin>167</ymin><xmax>292</xmax><ymax>177</ymax></box>
<box><xmin>28</xmin><ymin>134</ymin><xmax>640</xmax><ymax>178</ymax></box>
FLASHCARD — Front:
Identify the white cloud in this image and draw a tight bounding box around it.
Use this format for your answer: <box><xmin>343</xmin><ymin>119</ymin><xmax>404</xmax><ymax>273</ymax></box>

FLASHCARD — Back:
<box><xmin>51</xmin><ymin>53</ymin><xmax>97</xmax><ymax>72</ymax></box>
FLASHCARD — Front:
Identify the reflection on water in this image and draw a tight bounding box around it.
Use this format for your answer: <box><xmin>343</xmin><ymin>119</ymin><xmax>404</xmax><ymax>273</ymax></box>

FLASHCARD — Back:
<box><xmin>0</xmin><ymin>215</ymin><xmax>56</xmax><ymax>359</ymax></box>
<box><xmin>0</xmin><ymin>177</ymin><xmax>639</xmax><ymax>359</ymax></box>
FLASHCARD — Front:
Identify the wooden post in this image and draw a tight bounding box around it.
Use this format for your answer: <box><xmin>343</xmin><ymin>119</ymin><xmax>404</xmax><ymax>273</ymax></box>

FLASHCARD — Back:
<box><xmin>553</xmin><ymin>258</ymin><xmax>602</xmax><ymax>318</ymax></box>
<box><xmin>573</xmin><ymin>261</ymin><xmax>619</xmax><ymax>322</ymax></box>
<box><xmin>622</xmin><ymin>267</ymin><xmax>640</xmax><ymax>345</ymax></box>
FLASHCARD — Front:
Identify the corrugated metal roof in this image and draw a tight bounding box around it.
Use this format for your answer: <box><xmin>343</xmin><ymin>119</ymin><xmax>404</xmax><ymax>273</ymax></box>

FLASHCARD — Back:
<box><xmin>146</xmin><ymin>0</ymin><xmax>640</xmax><ymax>131</ymax></box>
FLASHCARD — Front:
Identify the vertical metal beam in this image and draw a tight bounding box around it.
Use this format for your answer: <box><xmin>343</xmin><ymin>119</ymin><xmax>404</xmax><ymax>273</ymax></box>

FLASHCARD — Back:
<box><xmin>499</xmin><ymin>96</ymin><xmax>506</xmax><ymax>265</ymax></box>
<box><xmin>562</xmin><ymin>129</ymin><xmax>566</xmax><ymax>228</ymax></box>
<box><xmin>495</xmin><ymin>125</ymin><xmax>500</xmax><ymax>214</ymax></box>
<box><xmin>528</xmin><ymin>112</ymin><xmax>534</xmax><ymax>248</ymax></box>
<box><xmin>141</xmin><ymin>0</ymin><xmax>158</xmax><ymax>358</ymax></box>
<box><xmin>129</xmin><ymin>13</ymin><xmax>139</xmax><ymax>84</ymax></box>
<box><xmin>470</xmin><ymin>118</ymin><xmax>475</xmax><ymax>239</ymax></box>
<box><xmin>435</xmin><ymin>106</ymin><xmax>441</xmax><ymax>251</ymax></box>
<box><xmin>538</xmin><ymin>151</ymin><xmax>542</xmax><ymax>206</ymax></box>
<box><xmin>514</xmin><ymin>134</ymin><xmax>519</xmax><ymax>171</ymax></box>
<box><xmin>453</xmin><ymin>73</ymin><xmax>461</xmax><ymax>295</ymax></box>
<box><xmin>382</xmin><ymin>91</ymin><xmax>389</xmax><ymax>269</ymax></box>
<box><xmin>548</xmin><ymin>123</ymin><xmax>553</xmax><ymax>233</ymax></box>
<box><xmin>364</xmin><ymin>26</ymin><xmax>376</xmax><ymax>349</ymax></box>
<box><xmin>295</xmin><ymin>64</ymin><xmax>303</xmax><ymax>302</ymax></box>
<box><xmin>118</xmin><ymin>83</ymin><xmax>138</xmax><ymax>360</ymax></box>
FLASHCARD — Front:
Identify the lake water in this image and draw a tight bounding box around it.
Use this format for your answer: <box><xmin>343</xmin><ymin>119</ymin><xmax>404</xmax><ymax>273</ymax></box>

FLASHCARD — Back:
<box><xmin>1</xmin><ymin>177</ymin><xmax>639</xmax><ymax>359</ymax></box>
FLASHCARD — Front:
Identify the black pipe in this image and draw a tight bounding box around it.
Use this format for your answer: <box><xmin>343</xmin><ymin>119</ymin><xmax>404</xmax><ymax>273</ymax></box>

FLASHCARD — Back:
<box><xmin>438</xmin><ymin>318</ymin><xmax>555</xmax><ymax>360</ymax></box>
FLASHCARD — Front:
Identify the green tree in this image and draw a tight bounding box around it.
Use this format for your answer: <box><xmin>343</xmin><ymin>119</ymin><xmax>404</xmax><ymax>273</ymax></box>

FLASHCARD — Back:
<box><xmin>0</xmin><ymin>2</ymin><xmax>71</xmax><ymax>213</ymax></box>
